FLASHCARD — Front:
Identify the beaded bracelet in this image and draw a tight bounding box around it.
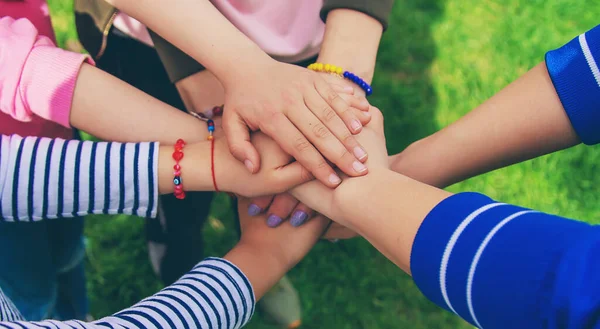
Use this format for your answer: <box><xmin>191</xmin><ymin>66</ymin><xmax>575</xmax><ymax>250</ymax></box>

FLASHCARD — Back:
<box><xmin>172</xmin><ymin>139</ymin><xmax>186</xmax><ymax>199</ymax></box>
<box><xmin>189</xmin><ymin>105</ymin><xmax>223</xmax><ymax>191</ymax></box>
<box><xmin>308</xmin><ymin>63</ymin><xmax>373</xmax><ymax>96</ymax></box>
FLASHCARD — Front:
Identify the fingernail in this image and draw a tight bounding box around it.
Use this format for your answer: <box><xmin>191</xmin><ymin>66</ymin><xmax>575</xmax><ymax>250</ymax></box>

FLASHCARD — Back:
<box><xmin>247</xmin><ymin>204</ymin><xmax>262</xmax><ymax>216</ymax></box>
<box><xmin>244</xmin><ymin>159</ymin><xmax>254</xmax><ymax>173</ymax></box>
<box><xmin>353</xmin><ymin>146</ymin><xmax>367</xmax><ymax>160</ymax></box>
<box><xmin>290</xmin><ymin>211</ymin><xmax>309</xmax><ymax>227</ymax></box>
<box><xmin>353</xmin><ymin>160</ymin><xmax>367</xmax><ymax>173</ymax></box>
<box><xmin>267</xmin><ymin>214</ymin><xmax>283</xmax><ymax>227</ymax></box>
<box><xmin>351</xmin><ymin>119</ymin><xmax>362</xmax><ymax>132</ymax></box>
<box><xmin>328</xmin><ymin>173</ymin><xmax>342</xmax><ymax>185</ymax></box>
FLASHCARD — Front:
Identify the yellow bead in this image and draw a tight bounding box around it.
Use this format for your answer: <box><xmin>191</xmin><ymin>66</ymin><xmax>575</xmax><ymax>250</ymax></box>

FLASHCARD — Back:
<box><xmin>324</xmin><ymin>64</ymin><xmax>331</xmax><ymax>72</ymax></box>
<box><xmin>316</xmin><ymin>63</ymin><xmax>324</xmax><ymax>71</ymax></box>
<box><xmin>308</xmin><ymin>63</ymin><xmax>315</xmax><ymax>70</ymax></box>
<box><xmin>336</xmin><ymin>67</ymin><xmax>343</xmax><ymax>75</ymax></box>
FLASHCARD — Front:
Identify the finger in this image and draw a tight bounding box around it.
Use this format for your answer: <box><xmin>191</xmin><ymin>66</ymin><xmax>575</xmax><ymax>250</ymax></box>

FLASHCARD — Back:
<box><xmin>247</xmin><ymin>195</ymin><xmax>274</xmax><ymax>216</ymax></box>
<box><xmin>290</xmin><ymin>202</ymin><xmax>315</xmax><ymax>227</ymax></box>
<box><xmin>265</xmin><ymin>193</ymin><xmax>299</xmax><ymax>228</ymax></box>
<box><xmin>271</xmin><ymin>161</ymin><xmax>314</xmax><ymax>191</ymax></box>
<box><xmin>312</xmin><ymin>77</ymin><xmax>364</xmax><ymax>135</ymax></box>
<box><xmin>340</xmin><ymin>94</ymin><xmax>370</xmax><ymax>112</ymax></box>
<box><xmin>260</xmin><ymin>113</ymin><xmax>341</xmax><ymax>188</ymax></box>
<box><xmin>287</xmin><ymin>104</ymin><xmax>369</xmax><ymax>177</ymax></box>
<box><xmin>330</xmin><ymin>84</ymin><xmax>355</xmax><ymax>95</ymax></box>
<box><xmin>304</xmin><ymin>88</ymin><xmax>369</xmax><ymax>163</ymax></box>
<box><xmin>350</xmin><ymin>107</ymin><xmax>372</xmax><ymax>126</ymax></box>
<box><xmin>223</xmin><ymin>111</ymin><xmax>261</xmax><ymax>173</ymax></box>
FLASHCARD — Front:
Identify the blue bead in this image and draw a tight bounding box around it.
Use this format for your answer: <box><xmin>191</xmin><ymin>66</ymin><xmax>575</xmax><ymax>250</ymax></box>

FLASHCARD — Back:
<box><xmin>208</xmin><ymin>126</ymin><xmax>215</xmax><ymax>132</ymax></box>
<box><xmin>361</xmin><ymin>81</ymin><xmax>368</xmax><ymax>88</ymax></box>
<box><xmin>343</xmin><ymin>71</ymin><xmax>350</xmax><ymax>78</ymax></box>
<box><xmin>207</xmin><ymin>119</ymin><xmax>215</xmax><ymax>126</ymax></box>
<box><xmin>173</xmin><ymin>176</ymin><xmax>181</xmax><ymax>185</ymax></box>
<box><xmin>366</xmin><ymin>87</ymin><xmax>373</xmax><ymax>96</ymax></box>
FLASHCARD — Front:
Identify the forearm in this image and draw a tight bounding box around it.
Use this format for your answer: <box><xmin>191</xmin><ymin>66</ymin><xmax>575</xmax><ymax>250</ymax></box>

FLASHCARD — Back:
<box><xmin>105</xmin><ymin>0</ymin><xmax>271</xmax><ymax>85</ymax></box>
<box><xmin>0</xmin><ymin>257</ymin><xmax>255</xmax><ymax>328</ymax></box>
<box><xmin>317</xmin><ymin>9</ymin><xmax>383</xmax><ymax>85</ymax></box>
<box><xmin>391</xmin><ymin>63</ymin><xmax>579</xmax><ymax>188</ymax></box>
<box><xmin>70</xmin><ymin>63</ymin><xmax>207</xmax><ymax>144</ymax></box>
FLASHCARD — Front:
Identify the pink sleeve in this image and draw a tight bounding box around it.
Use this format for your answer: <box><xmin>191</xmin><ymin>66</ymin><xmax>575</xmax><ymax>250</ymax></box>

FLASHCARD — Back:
<box><xmin>0</xmin><ymin>16</ymin><xmax>94</xmax><ymax>128</ymax></box>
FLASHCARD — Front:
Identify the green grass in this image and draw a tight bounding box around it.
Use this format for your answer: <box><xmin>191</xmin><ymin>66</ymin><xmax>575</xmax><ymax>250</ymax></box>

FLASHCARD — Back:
<box><xmin>47</xmin><ymin>1</ymin><xmax>600</xmax><ymax>328</ymax></box>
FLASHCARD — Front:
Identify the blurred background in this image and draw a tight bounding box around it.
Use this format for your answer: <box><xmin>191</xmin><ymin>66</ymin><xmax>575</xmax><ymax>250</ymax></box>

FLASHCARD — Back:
<box><xmin>48</xmin><ymin>0</ymin><xmax>600</xmax><ymax>328</ymax></box>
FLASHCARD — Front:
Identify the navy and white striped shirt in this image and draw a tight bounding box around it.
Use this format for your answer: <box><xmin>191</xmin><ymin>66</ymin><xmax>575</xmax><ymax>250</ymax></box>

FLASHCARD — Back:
<box><xmin>0</xmin><ymin>135</ymin><xmax>158</xmax><ymax>221</ymax></box>
<box><xmin>0</xmin><ymin>257</ymin><xmax>255</xmax><ymax>328</ymax></box>
<box><xmin>0</xmin><ymin>135</ymin><xmax>256</xmax><ymax>328</ymax></box>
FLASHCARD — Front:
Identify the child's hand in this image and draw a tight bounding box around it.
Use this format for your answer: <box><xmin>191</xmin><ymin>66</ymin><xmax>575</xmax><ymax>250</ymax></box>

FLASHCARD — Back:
<box><xmin>290</xmin><ymin>107</ymin><xmax>389</xmax><ymax>227</ymax></box>
<box><xmin>222</xmin><ymin>60</ymin><xmax>371</xmax><ymax>188</ymax></box>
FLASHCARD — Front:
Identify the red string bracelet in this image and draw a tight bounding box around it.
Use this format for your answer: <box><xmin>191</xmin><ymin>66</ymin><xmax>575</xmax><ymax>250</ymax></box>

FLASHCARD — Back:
<box><xmin>172</xmin><ymin>139</ymin><xmax>186</xmax><ymax>199</ymax></box>
<box><xmin>189</xmin><ymin>105</ymin><xmax>223</xmax><ymax>192</ymax></box>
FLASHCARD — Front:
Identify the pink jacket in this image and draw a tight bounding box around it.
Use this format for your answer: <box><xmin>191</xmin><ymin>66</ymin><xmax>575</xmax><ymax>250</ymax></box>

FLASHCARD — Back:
<box><xmin>1</xmin><ymin>2</ymin><xmax>91</xmax><ymax>137</ymax></box>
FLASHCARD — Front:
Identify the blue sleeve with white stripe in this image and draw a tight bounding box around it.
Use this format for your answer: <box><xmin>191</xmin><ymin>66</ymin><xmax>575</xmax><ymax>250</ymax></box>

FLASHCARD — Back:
<box><xmin>411</xmin><ymin>192</ymin><xmax>600</xmax><ymax>329</ymax></box>
<box><xmin>0</xmin><ymin>135</ymin><xmax>158</xmax><ymax>221</ymax></box>
<box><xmin>0</xmin><ymin>257</ymin><xmax>255</xmax><ymax>329</ymax></box>
<box><xmin>546</xmin><ymin>24</ymin><xmax>600</xmax><ymax>145</ymax></box>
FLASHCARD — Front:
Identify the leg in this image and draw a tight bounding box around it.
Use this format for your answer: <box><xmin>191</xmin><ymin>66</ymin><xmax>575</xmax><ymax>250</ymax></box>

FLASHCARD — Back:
<box><xmin>48</xmin><ymin>217</ymin><xmax>88</xmax><ymax>320</ymax></box>
<box><xmin>0</xmin><ymin>221</ymin><xmax>57</xmax><ymax>320</ymax></box>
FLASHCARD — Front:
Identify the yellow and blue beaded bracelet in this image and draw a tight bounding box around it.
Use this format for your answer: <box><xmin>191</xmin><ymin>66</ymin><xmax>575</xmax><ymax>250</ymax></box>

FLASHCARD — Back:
<box><xmin>308</xmin><ymin>63</ymin><xmax>373</xmax><ymax>96</ymax></box>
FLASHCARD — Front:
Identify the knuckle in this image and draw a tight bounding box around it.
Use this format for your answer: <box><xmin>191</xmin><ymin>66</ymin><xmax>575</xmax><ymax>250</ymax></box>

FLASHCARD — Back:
<box><xmin>313</xmin><ymin>160</ymin><xmax>329</xmax><ymax>172</ymax></box>
<box><xmin>326</xmin><ymin>90</ymin><xmax>341</xmax><ymax>103</ymax></box>
<box><xmin>293</xmin><ymin>137</ymin><xmax>312</xmax><ymax>153</ymax></box>
<box><xmin>312</xmin><ymin>123</ymin><xmax>330</xmax><ymax>139</ymax></box>
<box><xmin>321</xmin><ymin>106</ymin><xmax>337</xmax><ymax>122</ymax></box>
<box><xmin>342</xmin><ymin>133</ymin><xmax>356</xmax><ymax>146</ymax></box>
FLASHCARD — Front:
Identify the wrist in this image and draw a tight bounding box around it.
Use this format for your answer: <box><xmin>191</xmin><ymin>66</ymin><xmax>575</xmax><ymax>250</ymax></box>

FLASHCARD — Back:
<box><xmin>332</xmin><ymin>168</ymin><xmax>395</xmax><ymax>230</ymax></box>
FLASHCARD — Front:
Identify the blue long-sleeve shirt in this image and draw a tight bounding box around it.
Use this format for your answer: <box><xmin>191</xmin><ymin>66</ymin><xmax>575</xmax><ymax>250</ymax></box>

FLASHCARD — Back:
<box><xmin>411</xmin><ymin>25</ymin><xmax>600</xmax><ymax>329</ymax></box>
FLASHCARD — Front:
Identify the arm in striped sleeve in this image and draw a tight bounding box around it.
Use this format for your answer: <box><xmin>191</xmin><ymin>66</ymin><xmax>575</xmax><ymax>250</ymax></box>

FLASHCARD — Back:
<box><xmin>546</xmin><ymin>24</ymin><xmax>600</xmax><ymax>145</ymax></box>
<box><xmin>0</xmin><ymin>135</ymin><xmax>159</xmax><ymax>221</ymax></box>
<box><xmin>411</xmin><ymin>192</ymin><xmax>600</xmax><ymax>329</ymax></box>
<box><xmin>0</xmin><ymin>257</ymin><xmax>255</xmax><ymax>328</ymax></box>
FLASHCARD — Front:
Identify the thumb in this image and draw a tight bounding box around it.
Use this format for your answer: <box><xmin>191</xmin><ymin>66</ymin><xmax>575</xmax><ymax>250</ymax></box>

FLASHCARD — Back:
<box><xmin>223</xmin><ymin>111</ymin><xmax>261</xmax><ymax>173</ymax></box>
<box><xmin>272</xmin><ymin>161</ymin><xmax>313</xmax><ymax>192</ymax></box>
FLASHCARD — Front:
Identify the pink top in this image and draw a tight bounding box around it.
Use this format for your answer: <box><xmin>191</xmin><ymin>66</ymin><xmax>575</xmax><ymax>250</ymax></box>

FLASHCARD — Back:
<box><xmin>0</xmin><ymin>15</ymin><xmax>92</xmax><ymax>130</ymax></box>
<box><xmin>114</xmin><ymin>0</ymin><xmax>325</xmax><ymax>63</ymax></box>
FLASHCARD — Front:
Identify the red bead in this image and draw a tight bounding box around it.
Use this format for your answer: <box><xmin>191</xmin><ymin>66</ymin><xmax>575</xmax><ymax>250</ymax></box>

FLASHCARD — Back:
<box><xmin>176</xmin><ymin>139</ymin><xmax>185</xmax><ymax>146</ymax></box>
<box><xmin>173</xmin><ymin>164</ymin><xmax>181</xmax><ymax>170</ymax></box>
<box><xmin>175</xmin><ymin>145</ymin><xmax>183</xmax><ymax>152</ymax></box>
<box><xmin>212</xmin><ymin>106</ymin><xmax>223</xmax><ymax>116</ymax></box>
<box><xmin>172</xmin><ymin>151</ymin><xmax>184</xmax><ymax>161</ymax></box>
<box><xmin>175</xmin><ymin>185</ymin><xmax>183</xmax><ymax>191</ymax></box>
<box><xmin>174</xmin><ymin>170</ymin><xmax>181</xmax><ymax>176</ymax></box>
<box><xmin>175</xmin><ymin>191</ymin><xmax>186</xmax><ymax>199</ymax></box>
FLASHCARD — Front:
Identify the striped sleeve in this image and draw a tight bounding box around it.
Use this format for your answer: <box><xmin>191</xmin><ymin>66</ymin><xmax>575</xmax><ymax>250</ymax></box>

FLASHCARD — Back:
<box><xmin>0</xmin><ymin>135</ymin><xmax>158</xmax><ymax>221</ymax></box>
<box><xmin>0</xmin><ymin>257</ymin><xmax>256</xmax><ymax>329</ymax></box>
<box><xmin>411</xmin><ymin>192</ymin><xmax>600</xmax><ymax>329</ymax></box>
<box><xmin>545</xmin><ymin>24</ymin><xmax>600</xmax><ymax>145</ymax></box>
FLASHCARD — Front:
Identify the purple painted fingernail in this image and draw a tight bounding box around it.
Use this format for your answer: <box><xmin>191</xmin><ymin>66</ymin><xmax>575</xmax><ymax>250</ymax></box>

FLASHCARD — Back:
<box><xmin>267</xmin><ymin>214</ymin><xmax>283</xmax><ymax>227</ymax></box>
<box><xmin>247</xmin><ymin>204</ymin><xmax>262</xmax><ymax>216</ymax></box>
<box><xmin>290</xmin><ymin>211</ymin><xmax>309</xmax><ymax>227</ymax></box>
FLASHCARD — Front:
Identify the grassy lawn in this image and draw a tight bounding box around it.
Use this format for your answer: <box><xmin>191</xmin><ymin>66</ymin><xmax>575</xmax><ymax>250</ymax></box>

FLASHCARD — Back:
<box><xmin>47</xmin><ymin>1</ymin><xmax>600</xmax><ymax>328</ymax></box>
